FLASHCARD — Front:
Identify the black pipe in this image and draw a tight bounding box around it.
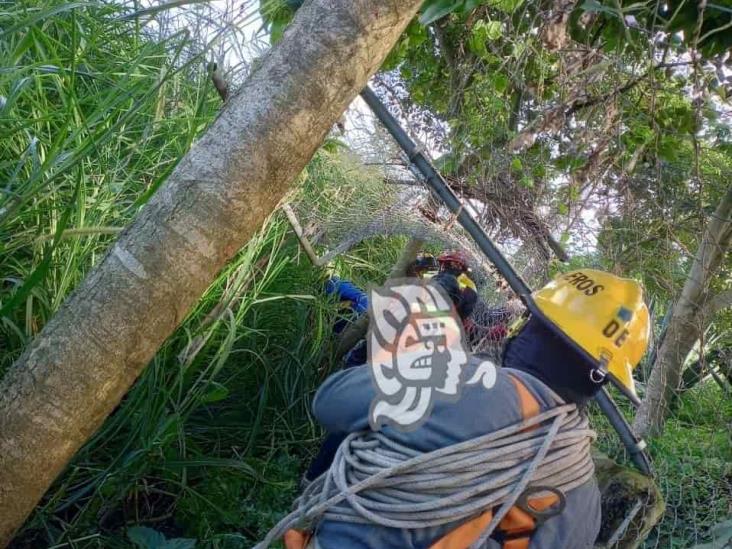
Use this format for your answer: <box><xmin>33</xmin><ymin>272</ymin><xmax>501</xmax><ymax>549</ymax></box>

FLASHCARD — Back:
<box><xmin>361</xmin><ymin>87</ymin><xmax>595</xmax><ymax>357</ymax></box>
<box><xmin>595</xmin><ymin>389</ymin><xmax>653</xmax><ymax>475</ymax></box>
<box><xmin>361</xmin><ymin>85</ymin><xmax>653</xmax><ymax>476</ymax></box>
<box><xmin>360</xmin><ymin>86</ymin><xmax>533</xmax><ymax>303</ymax></box>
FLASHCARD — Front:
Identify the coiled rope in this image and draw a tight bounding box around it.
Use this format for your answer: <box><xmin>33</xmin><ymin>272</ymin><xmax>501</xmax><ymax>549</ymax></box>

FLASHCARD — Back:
<box><xmin>254</xmin><ymin>401</ymin><xmax>595</xmax><ymax>549</ymax></box>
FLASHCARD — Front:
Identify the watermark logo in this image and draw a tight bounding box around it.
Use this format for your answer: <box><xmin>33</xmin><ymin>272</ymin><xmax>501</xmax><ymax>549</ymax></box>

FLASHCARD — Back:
<box><xmin>367</xmin><ymin>279</ymin><xmax>496</xmax><ymax>431</ymax></box>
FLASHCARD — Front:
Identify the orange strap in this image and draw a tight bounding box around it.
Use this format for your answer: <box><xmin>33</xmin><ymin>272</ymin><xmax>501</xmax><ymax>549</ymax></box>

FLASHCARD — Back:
<box><xmin>508</xmin><ymin>374</ymin><xmax>540</xmax><ymax>428</ymax></box>
<box><xmin>496</xmin><ymin>376</ymin><xmax>558</xmax><ymax>549</ymax></box>
<box><xmin>429</xmin><ymin>510</ymin><xmax>494</xmax><ymax>549</ymax></box>
<box><xmin>504</xmin><ymin>537</ymin><xmax>530</xmax><ymax>549</ymax></box>
<box><xmin>284</xmin><ymin>529</ymin><xmax>311</xmax><ymax>549</ymax></box>
<box><xmin>496</xmin><ymin>493</ymin><xmax>560</xmax><ymax>549</ymax></box>
<box><xmin>429</xmin><ymin>374</ymin><xmax>549</xmax><ymax>549</ymax></box>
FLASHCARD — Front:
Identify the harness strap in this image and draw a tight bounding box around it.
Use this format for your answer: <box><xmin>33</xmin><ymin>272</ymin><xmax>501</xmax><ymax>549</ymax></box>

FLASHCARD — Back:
<box><xmin>429</xmin><ymin>509</ymin><xmax>494</xmax><ymax>549</ymax></box>
<box><xmin>492</xmin><ymin>493</ymin><xmax>560</xmax><ymax>549</ymax></box>
<box><xmin>429</xmin><ymin>374</ymin><xmax>559</xmax><ymax>549</ymax></box>
<box><xmin>283</xmin><ymin>529</ymin><xmax>311</xmax><ymax>549</ymax></box>
<box><xmin>508</xmin><ymin>374</ymin><xmax>540</xmax><ymax>427</ymax></box>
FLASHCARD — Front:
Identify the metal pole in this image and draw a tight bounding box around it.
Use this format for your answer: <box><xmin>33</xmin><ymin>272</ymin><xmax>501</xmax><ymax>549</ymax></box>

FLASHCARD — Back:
<box><xmin>360</xmin><ymin>86</ymin><xmax>533</xmax><ymax>303</ymax></box>
<box><xmin>595</xmin><ymin>389</ymin><xmax>653</xmax><ymax>475</ymax></box>
<box><xmin>361</xmin><ymin>85</ymin><xmax>653</xmax><ymax>476</ymax></box>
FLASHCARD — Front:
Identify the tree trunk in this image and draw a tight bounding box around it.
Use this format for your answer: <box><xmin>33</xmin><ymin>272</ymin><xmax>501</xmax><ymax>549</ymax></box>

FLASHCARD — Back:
<box><xmin>634</xmin><ymin>185</ymin><xmax>732</xmax><ymax>438</ymax></box>
<box><xmin>0</xmin><ymin>0</ymin><xmax>421</xmax><ymax>544</ymax></box>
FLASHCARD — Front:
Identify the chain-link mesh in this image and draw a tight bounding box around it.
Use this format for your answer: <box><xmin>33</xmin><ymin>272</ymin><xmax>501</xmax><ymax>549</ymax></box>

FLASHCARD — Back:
<box><xmin>289</xmin><ymin>110</ymin><xmax>551</xmax><ymax>361</ymax></box>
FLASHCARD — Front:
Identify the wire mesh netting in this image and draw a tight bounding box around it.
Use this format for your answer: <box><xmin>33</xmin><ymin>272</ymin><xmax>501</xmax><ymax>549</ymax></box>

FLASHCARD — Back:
<box><xmin>288</xmin><ymin>140</ymin><xmax>542</xmax><ymax>360</ymax></box>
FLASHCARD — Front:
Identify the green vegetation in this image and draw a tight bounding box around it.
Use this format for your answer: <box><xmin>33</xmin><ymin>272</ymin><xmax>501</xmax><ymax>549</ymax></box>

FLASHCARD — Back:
<box><xmin>1</xmin><ymin>1</ymin><xmax>730</xmax><ymax>548</ymax></box>
<box><xmin>0</xmin><ymin>0</ymin><xmax>221</xmax><ymax>362</ymax></box>
<box><xmin>589</xmin><ymin>382</ymin><xmax>732</xmax><ymax>548</ymax></box>
<box><xmin>1</xmin><ymin>8</ymin><xmax>405</xmax><ymax>546</ymax></box>
<box><xmin>648</xmin><ymin>383</ymin><xmax>732</xmax><ymax>547</ymax></box>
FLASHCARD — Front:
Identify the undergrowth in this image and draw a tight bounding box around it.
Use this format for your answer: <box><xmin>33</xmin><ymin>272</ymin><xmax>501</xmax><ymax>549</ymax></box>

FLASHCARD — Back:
<box><xmin>1</xmin><ymin>2</ymin><xmax>729</xmax><ymax>549</ymax></box>
<box><xmin>591</xmin><ymin>382</ymin><xmax>732</xmax><ymax>549</ymax></box>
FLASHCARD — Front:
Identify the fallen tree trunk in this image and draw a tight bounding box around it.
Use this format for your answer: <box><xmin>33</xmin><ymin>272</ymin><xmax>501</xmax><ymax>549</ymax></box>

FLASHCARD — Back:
<box><xmin>0</xmin><ymin>0</ymin><xmax>422</xmax><ymax>543</ymax></box>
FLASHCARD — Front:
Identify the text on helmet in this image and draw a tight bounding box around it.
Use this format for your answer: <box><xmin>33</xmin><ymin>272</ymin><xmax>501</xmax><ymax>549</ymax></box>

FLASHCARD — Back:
<box><xmin>564</xmin><ymin>272</ymin><xmax>605</xmax><ymax>296</ymax></box>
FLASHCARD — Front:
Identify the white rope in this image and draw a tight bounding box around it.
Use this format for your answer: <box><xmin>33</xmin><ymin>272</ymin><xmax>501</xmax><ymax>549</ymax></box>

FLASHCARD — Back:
<box><xmin>254</xmin><ymin>400</ymin><xmax>596</xmax><ymax>549</ymax></box>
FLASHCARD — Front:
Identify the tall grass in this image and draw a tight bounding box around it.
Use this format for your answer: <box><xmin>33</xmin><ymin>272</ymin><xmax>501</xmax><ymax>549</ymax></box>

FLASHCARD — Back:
<box><xmin>17</xmin><ymin>215</ymin><xmax>342</xmax><ymax>548</ymax></box>
<box><xmin>1</xmin><ymin>2</ymin><xmax>337</xmax><ymax>546</ymax></box>
<box><xmin>1</xmin><ymin>4</ymin><xmax>401</xmax><ymax>547</ymax></box>
<box><xmin>0</xmin><ymin>0</ymin><xmax>222</xmax><ymax>364</ymax></box>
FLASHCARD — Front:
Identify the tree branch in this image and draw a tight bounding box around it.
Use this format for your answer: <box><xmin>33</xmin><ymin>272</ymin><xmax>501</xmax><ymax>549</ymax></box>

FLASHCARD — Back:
<box><xmin>208</xmin><ymin>62</ymin><xmax>229</xmax><ymax>102</ymax></box>
<box><xmin>701</xmin><ymin>289</ymin><xmax>732</xmax><ymax>320</ymax></box>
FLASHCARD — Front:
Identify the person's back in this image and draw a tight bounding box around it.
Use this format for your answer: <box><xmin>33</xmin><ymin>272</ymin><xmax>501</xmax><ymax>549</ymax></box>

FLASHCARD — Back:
<box><xmin>275</xmin><ymin>268</ymin><xmax>651</xmax><ymax>549</ymax></box>
<box><xmin>311</xmin><ymin>358</ymin><xmax>601</xmax><ymax>549</ymax></box>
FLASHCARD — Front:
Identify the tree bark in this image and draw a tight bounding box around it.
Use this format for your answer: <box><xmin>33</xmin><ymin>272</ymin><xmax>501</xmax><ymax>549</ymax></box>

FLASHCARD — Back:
<box><xmin>634</xmin><ymin>185</ymin><xmax>732</xmax><ymax>438</ymax></box>
<box><xmin>701</xmin><ymin>288</ymin><xmax>732</xmax><ymax>319</ymax></box>
<box><xmin>0</xmin><ymin>0</ymin><xmax>422</xmax><ymax>544</ymax></box>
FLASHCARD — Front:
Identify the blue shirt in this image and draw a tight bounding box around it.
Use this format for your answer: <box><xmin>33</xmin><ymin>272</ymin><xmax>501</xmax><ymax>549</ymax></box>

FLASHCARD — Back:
<box><xmin>311</xmin><ymin>358</ymin><xmax>601</xmax><ymax>549</ymax></box>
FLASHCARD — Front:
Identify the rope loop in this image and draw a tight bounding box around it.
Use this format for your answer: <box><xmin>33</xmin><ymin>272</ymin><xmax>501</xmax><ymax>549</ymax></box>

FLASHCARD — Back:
<box><xmin>254</xmin><ymin>403</ymin><xmax>595</xmax><ymax>549</ymax></box>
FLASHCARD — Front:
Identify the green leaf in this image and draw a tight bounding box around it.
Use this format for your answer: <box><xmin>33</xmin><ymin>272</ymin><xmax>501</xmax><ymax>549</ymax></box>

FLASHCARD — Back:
<box><xmin>0</xmin><ymin>174</ymin><xmax>80</xmax><ymax>320</ymax></box>
<box><xmin>468</xmin><ymin>28</ymin><xmax>488</xmax><ymax>58</ymax></box>
<box><xmin>321</xmin><ymin>138</ymin><xmax>348</xmax><ymax>153</ymax></box>
<box><xmin>419</xmin><ymin>0</ymin><xmax>463</xmax><ymax>25</ymax></box>
<box><xmin>163</xmin><ymin>458</ymin><xmax>258</xmax><ymax>478</ymax></box>
<box><xmin>491</xmin><ymin>73</ymin><xmax>509</xmax><ymax>94</ymax></box>
<box><xmin>461</xmin><ymin>0</ymin><xmax>483</xmax><ymax>12</ymax></box>
<box><xmin>117</xmin><ymin>0</ymin><xmax>211</xmax><ymax>21</ymax></box>
<box><xmin>657</xmin><ymin>136</ymin><xmax>682</xmax><ymax>162</ymax></box>
<box><xmin>0</xmin><ymin>77</ymin><xmax>31</xmax><ymax>116</ymax></box>
<box><xmin>569</xmin><ymin>185</ymin><xmax>580</xmax><ymax>201</ymax></box>
<box><xmin>579</xmin><ymin>0</ymin><xmax>619</xmax><ymax>17</ymax></box>
<box><xmin>520</xmin><ymin>175</ymin><xmax>534</xmax><ymax>188</ymax></box>
<box><xmin>269</xmin><ymin>18</ymin><xmax>288</xmax><ymax>44</ymax></box>
<box><xmin>510</xmin><ymin>157</ymin><xmax>523</xmax><ymax>172</ymax></box>
<box><xmin>0</xmin><ymin>2</ymin><xmax>92</xmax><ymax>38</ymax></box>
<box><xmin>201</xmin><ymin>381</ymin><xmax>230</xmax><ymax>403</ymax></box>
<box><xmin>555</xmin><ymin>155</ymin><xmax>585</xmax><ymax>171</ymax></box>
<box><xmin>164</xmin><ymin>539</ymin><xmax>196</xmax><ymax>549</ymax></box>
<box><xmin>469</xmin><ymin>20</ymin><xmax>503</xmax><ymax>59</ymax></box>
<box><xmin>484</xmin><ymin>20</ymin><xmax>503</xmax><ymax>40</ymax></box>
<box><xmin>487</xmin><ymin>0</ymin><xmax>525</xmax><ymax>14</ymax></box>
<box><xmin>128</xmin><ymin>526</ymin><xmax>166</xmax><ymax>549</ymax></box>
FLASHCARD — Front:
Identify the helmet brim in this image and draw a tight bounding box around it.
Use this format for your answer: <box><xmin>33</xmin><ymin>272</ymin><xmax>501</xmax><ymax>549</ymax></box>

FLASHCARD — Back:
<box><xmin>606</xmin><ymin>372</ymin><xmax>641</xmax><ymax>407</ymax></box>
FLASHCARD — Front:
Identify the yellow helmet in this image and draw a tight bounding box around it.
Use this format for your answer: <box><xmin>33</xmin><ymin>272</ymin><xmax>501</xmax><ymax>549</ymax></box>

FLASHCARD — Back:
<box><xmin>532</xmin><ymin>269</ymin><xmax>650</xmax><ymax>402</ymax></box>
<box><xmin>457</xmin><ymin>273</ymin><xmax>477</xmax><ymax>292</ymax></box>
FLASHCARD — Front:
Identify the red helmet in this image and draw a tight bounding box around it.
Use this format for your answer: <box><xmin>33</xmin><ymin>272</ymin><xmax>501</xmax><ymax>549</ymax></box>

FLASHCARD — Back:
<box><xmin>438</xmin><ymin>250</ymin><xmax>471</xmax><ymax>273</ymax></box>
